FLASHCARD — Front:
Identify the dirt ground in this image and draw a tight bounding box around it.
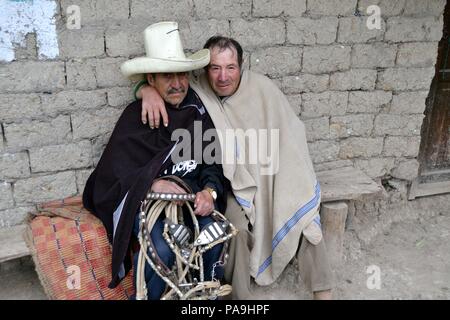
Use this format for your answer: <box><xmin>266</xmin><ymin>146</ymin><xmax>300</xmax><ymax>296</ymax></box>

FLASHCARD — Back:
<box><xmin>0</xmin><ymin>210</ymin><xmax>449</xmax><ymax>300</ymax></box>
<box><xmin>336</xmin><ymin>211</ymin><xmax>450</xmax><ymax>299</ymax></box>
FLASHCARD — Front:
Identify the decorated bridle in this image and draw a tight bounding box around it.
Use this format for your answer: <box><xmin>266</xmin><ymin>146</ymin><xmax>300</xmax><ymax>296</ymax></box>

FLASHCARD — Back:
<box><xmin>135</xmin><ymin>178</ymin><xmax>238</xmax><ymax>300</ymax></box>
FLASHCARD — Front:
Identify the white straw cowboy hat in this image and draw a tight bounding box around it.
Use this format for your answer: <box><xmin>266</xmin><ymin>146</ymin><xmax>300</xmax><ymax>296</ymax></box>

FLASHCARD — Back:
<box><xmin>120</xmin><ymin>21</ymin><xmax>210</xmax><ymax>81</ymax></box>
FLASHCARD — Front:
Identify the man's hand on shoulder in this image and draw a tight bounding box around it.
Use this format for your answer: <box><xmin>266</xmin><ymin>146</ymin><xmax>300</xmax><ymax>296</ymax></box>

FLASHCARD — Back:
<box><xmin>141</xmin><ymin>85</ymin><xmax>169</xmax><ymax>129</ymax></box>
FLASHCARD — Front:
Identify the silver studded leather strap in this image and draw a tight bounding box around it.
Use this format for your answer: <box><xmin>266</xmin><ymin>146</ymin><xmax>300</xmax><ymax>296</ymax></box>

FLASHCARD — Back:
<box><xmin>145</xmin><ymin>192</ymin><xmax>196</xmax><ymax>201</ymax></box>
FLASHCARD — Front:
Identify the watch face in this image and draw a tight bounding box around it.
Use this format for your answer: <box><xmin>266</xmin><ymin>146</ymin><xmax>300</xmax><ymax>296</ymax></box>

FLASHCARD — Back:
<box><xmin>207</xmin><ymin>188</ymin><xmax>217</xmax><ymax>200</ymax></box>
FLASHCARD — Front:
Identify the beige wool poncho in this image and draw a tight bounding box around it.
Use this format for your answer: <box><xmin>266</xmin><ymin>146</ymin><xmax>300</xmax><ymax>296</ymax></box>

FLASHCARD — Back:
<box><xmin>190</xmin><ymin>70</ymin><xmax>322</xmax><ymax>285</ymax></box>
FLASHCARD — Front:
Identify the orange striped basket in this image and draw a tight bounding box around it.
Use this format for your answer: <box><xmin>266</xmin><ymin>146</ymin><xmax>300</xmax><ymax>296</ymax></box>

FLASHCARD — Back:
<box><xmin>24</xmin><ymin>196</ymin><xmax>135</xmax><ymax>300</ymax></box>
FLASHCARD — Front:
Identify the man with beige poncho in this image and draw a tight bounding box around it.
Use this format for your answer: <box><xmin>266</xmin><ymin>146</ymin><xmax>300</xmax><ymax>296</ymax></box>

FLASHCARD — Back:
<box><xmin>132</xmin><ymin>34</ymin><xmax>334</xmax><ymax>300</ymax></box>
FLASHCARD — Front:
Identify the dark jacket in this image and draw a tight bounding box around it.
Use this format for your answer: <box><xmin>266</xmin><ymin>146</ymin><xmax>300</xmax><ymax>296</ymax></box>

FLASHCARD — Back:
<box><xmin>83</xmin><ymin>88</ymin><xmax>227</xmax><ymax>288</ymax></box>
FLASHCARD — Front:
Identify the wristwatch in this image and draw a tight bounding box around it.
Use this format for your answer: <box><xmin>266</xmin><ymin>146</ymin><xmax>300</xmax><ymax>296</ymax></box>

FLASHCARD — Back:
<box><xmin>204</xmin><ymin>187</ymin><xmax>217</xmax><ymax>201</ymax></box>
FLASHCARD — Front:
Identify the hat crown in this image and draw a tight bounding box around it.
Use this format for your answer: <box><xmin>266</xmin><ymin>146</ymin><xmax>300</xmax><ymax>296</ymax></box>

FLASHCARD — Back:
<box><xmin>120</xmin><ymin>21</ymin><xmax>210</xmax><ymax>80</ymax></box>
<box><xmin>144</xmin><ymin>21</ymin><xmax>186</xmax><ymax>61</ymax></box>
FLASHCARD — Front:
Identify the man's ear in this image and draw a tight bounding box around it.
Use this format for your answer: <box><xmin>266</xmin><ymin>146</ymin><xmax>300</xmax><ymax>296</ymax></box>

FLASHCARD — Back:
<box><xmin>146</xmin><ymin>73</ymin><xmax>154</xmax><ymax>86</ymax></box>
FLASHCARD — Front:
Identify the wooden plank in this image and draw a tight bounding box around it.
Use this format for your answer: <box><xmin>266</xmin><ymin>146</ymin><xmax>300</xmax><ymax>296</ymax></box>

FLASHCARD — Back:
<box><xmin>321</xmin><ymin>201</ymin><xmax>348</xmax><ymax>267</ymax></box>
<box><xmin>317</xmin><ymin>166</ymin><xmax>385</xmax><ymax>203</ymax></box>
<box><xmin>408</xmin><ymin>179</ymin><xmax>450</xmax><ymax>200</ymax></box>
<box><xmin>0</xmin><ymin>225</ymin><xmax>30</xmax><ymax>263</ymax></box>
<box><xmin>420</xmin><ymin>168</ymin><xmax>450</xmax><ymax>176</ymax></box>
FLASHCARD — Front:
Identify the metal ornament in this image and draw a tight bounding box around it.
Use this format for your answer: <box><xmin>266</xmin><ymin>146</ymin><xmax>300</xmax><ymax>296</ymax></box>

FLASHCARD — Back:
<box><xmin>135</xmin><ymin>191</ymin><xmax>237</xmax><ymax>300</ymax></box>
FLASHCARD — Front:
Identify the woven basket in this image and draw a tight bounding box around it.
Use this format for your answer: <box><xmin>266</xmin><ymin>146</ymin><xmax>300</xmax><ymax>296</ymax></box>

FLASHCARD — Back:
<box><xmin>24</xmin><ymin>197</ymin><xmax>135</xmax><ymax>300</ymax></box>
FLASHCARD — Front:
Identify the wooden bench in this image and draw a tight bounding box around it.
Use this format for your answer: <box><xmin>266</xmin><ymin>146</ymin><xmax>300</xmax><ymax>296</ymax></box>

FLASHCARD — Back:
<box><xmin>0</xmin><ymin>224</ymin><xmax>29</xmax><ymax>264</ymax></box>
<box><xmin>0</xmin><ymin>166</ymin><xmax>384</xmax><ymax>266</ymax></box>
<box><xmin>317</xmin><ymin>166</ymin><xmax>385</xmax><ymax>268</ymax></box>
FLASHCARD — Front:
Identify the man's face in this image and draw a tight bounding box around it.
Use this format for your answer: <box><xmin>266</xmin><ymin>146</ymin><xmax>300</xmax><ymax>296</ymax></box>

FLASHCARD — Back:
<box><xmin>207</xmin><ymin>47</ymin><xmax>241</xmax><ymax>97</ymax></box>
<box><xmin>147</xmin><ymin>72</ymin><xmax>189</xmax><ymax>106</ymax></box>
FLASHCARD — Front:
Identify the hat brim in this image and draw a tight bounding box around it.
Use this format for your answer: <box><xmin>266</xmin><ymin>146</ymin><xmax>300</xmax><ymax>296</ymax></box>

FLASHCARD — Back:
<box><xmin>121</xmin><ymin>49</ymin><xmax>210</xmax><ymax>81</ymax></box>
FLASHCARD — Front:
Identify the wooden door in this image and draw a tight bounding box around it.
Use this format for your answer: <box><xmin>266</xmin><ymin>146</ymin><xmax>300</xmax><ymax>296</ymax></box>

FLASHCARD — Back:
<box><xmin>412</xmin><ymin>0</ymin><xmax>450</xmax><ymax>198</ymax></box>
<box><xmin>418</xmin><ymin>1</ymin><xmax>450</xmax><ymax>180</ymax></box>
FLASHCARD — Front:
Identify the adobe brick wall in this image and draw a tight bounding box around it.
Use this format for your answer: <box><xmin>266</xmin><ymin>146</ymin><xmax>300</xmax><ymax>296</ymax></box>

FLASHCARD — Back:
<box><xmin>0</xmin><ymin>0</ymin><xmax>446</xmax><ymax>227</ymax></box>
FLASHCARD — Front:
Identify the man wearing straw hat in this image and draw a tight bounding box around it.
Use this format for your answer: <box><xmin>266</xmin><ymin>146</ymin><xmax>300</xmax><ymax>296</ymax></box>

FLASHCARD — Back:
<box><xmin>83</xmin><ymin>22</ymin><xmax>229</xmax><ymax>299</ymax></box>
<box><xmin>132</xmin><ymin>32</ymin><xmax>334</xmax><ymax>300</ymax></box>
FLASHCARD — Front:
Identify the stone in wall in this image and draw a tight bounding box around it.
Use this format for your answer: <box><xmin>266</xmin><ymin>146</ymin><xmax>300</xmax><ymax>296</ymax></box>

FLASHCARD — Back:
<box><xmin>230</xmin><ymin>18</ymin><xmax>285</xmax><ymax>48</ymax></box>
<box><xmin>3</xmin><ymin>116</ymin><xmax>72</xmax><ymax>151</ymax></box>
<box><xmin>60</xmin><ymin>0</ymin><xmax>129</xmax><ymax>25</ymax></box>
<box><xmin>251</xmin><ymin>47</ymin><xmax>302</xmax><ymax>77</ymax></box>
<box><xmin>391</xmin><ymin>159</ymin><xmax>420</xmax><ymax>181</ymax></box>
<box><xmin>383</xmin><ymin>136</ymin><xmax>422</xmax><ymax>158</ymax></box>
<box><xmin>14</xmin><ymin>171</ymin><xmax>77</xmax><ymax>205</ymax></box>
<box><xmin>253</xmin><ymin>0</ymin><xmax>306</xmax><ymax>17</ymax></box>
<box><xmin>29</xmin><ymin>141</ymin><xmax>93</xmax><ymax>173</ymax></box>
<box><xmin>329</xmin><ymin>69</ymin><xmax>377</xmax><ymax>91</ymax></box>
<box><xmin>0</xmin><ymin>61</ymin><xmax>65</xmax><ymax>93</ymax></box>
<box><xmin>303</xmin><ymin>46</ymin><xmax>351</xmax><ymax>74</ymax></box>
<box><xmin>307</xmin><ymin>0</ymin><xmax>358</xmax><ymax>16</ymax></box>
<box><xmin>397</xmin><ymin>42</ymin><xmax>439</xmax><ymax>67</ymax></box>
<box><xmin>0</xmin><ymin>206</ymin><xmax>35</xmax><ymax>228</ymax></box>
<box><xmin>347</xmin><ymin>91</ymin><xmax>392</xmax><ymax>113</ymax></box>
<box><xmin>282</xmin><ymin>74</ymin><xmax>329</xmax><ymax>94</ymax></box>
<box><xmin>330</xmin><ymin>114</ymin><xmax>375</xmax><ymax>138</ymax></box>
<box><xmin>0</xmin><ymin>153</ymin><xmax>30</xmax><ymax>180</ymax></box>
<box><xmin>339</xmin><ymin>137</ymin><xmax>384</xmax><ymax>159</ymax></box>
<box><xmin>58</xmin><ymin>26</ymin><xmax>104</xmax><ymax>59</ymax></box>
<box><xmin>0</xmin><ymin>182</ymin><xmax>14</xmax><ymax>211</ymax></box>
<box><xmin>131</xmin><ymin>0</ymin><xmax>193</xmax><ymax>21</ymax></box>
<box><xmin>351</xmin><ymin>43</ymin><xmax>397</xmax><ymax>69</ymax></box>
<box><xmin>0</xmin><ymin>94</ymin><xmax>43</xmax><ymax>122</ymax></box>
<box><xmin>71</xmin><ymin>108</ymin><xmax>122</xmax><ymax>140</ymax></box>
<box><xmin>303</xmin><ymin>117</ymin><xmax>330</xmax><ymax>142</ymax></box>
<box><xmin>287</xmin><ymin>17</ymin><xmax>338</xmax><ymax>45</ymax></box>
<box><xmin>301</xmin><ymin>91</ymin><xmax>348</xmax><ymax>118</ymax></box>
